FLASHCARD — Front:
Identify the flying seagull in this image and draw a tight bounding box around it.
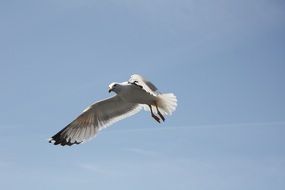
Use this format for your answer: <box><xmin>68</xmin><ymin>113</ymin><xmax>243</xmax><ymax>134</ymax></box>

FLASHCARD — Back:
<box><xmin>49</xmin><ymin>74</ymin><xmax>177</xmax><ymax>146</ymax></box>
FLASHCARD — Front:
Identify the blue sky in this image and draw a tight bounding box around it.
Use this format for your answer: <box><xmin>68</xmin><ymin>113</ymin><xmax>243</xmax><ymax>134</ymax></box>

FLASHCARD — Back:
<box><xmin>1</xmin><ymin>0</ymin><xmax>285</xmax><ymax>189</ymax></box>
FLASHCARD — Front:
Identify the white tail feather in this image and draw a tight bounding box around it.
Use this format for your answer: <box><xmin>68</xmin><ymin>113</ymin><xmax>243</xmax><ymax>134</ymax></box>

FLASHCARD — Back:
<box><xmin>157</xmin><ymin>93</ymin><xmax>177</xmax><ymax>115</ymax></box>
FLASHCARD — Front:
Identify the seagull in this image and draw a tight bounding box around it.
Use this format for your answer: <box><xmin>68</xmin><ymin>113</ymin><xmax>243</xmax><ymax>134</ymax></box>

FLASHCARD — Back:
<box><xmin>49</xmin><ymin>74</ymin><xmax>177</xmax><ymax>146</ymax></box>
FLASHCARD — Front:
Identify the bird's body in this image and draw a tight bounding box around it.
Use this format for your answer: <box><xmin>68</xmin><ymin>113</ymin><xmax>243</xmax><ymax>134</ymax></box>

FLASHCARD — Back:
<box><xmin>49</xmin><ymin>74</ymin><xmax>177</xmax><ymax>146</ymax></box>
<box><xmin>113</xmin><ymin>83</ymin><xmax>157</xmax><ymax>105</ymax></box>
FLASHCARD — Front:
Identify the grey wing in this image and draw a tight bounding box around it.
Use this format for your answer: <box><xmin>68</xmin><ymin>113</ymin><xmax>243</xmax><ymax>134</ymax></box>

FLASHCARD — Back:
<box><xmin>144</xmin><ymin>80</ymin><xmax>158</xmax><ymax>92</ymax></box>
<box><xmin>129</xmin><ymin>74</ymin><xmax>160</xmax><ymax>95</ymax></box>
<box><xmin>49</xmin><ymin>95</ymin><xmax>142</xmax><ymax>146</ymax></box>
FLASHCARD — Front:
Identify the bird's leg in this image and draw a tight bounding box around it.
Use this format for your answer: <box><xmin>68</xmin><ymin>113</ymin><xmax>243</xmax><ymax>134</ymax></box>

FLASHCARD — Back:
<box><xmin>148</xmin><ymin>105</ymin><xmax>160</xmax><ymax>123</ymax></box>
<box><xmin>155</xmin><ymin>104</ymin><xmax>165</xmax><ymax>122</ymax></box>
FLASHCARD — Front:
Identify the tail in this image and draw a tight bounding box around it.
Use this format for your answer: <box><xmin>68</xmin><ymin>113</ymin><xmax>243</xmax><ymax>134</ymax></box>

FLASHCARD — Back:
<box><xmin>156</xmin><ymin>93</ymin><xmax>177</xmax><ymax>115</ymax></box>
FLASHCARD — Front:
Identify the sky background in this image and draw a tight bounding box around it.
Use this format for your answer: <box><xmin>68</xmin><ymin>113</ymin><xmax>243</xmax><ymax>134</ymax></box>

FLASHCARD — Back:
<box><xmin>1</xmin><ymin>0</ymin><xmax>285</xmax><ymax>189</ymax></box>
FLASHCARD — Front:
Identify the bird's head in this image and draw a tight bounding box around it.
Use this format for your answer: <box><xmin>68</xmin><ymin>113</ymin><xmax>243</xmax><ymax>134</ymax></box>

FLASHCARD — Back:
<box><xmin>108</xmin><ymin>82</ymin><xmax>120</xmax><ymax>93</ymax></box>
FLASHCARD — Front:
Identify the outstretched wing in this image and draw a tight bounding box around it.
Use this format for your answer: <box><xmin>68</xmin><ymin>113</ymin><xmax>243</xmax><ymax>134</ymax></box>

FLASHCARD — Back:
<box><xmin>49</xmin><ymin>96</ymin><xmax>141</xmax><ymax>146</ymax></box>
<box><xmin>128</xmin><ymin>74</ymin><xmax>160</xmax><ymax>96</ymax></box>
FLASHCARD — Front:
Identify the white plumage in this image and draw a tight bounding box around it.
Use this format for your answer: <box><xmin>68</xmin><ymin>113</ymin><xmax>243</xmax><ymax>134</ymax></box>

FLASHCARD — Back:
<box><xmin>49</xmin><ymin>74</ymin><xmax>177</xmax><ymax>146</ymax></box>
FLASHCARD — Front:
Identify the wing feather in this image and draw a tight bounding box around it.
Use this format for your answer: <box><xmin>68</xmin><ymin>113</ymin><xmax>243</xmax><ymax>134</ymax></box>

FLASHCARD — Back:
<box><xmin>129</xmin><ymin>74</ymin><xmax>160</xmax><ymax>96</ymax></box>
<box><xmin>49</xmin><ymin>95</ymin><xmax>141</xmax><ymax>146</ymax></box>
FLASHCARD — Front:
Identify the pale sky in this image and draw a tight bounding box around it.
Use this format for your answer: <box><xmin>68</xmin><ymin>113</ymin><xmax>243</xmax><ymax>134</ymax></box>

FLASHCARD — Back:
<box><xmin>0</xmin><ymin>0</ymin><xmax>285</xmax><ymax>189</ymax></box>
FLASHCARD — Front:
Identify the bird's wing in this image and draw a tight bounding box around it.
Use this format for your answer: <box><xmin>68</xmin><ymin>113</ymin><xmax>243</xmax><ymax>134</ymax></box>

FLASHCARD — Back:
<box><xmin>49</xmin><ymin>95</ymin><xmax>142</xmax><ymax>146</ymax></box>
<box><xmin>128</xmin><ymin>74</ymin><xmax>160</xmax><ymax>96</ymax></box>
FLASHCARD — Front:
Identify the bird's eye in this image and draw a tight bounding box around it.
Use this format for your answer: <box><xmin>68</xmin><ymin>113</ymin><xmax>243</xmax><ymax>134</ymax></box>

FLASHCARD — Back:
<box><xmin>113</xmin><ymin>84</ymin><xmax>117</xmax><ymax>87</ymax></box>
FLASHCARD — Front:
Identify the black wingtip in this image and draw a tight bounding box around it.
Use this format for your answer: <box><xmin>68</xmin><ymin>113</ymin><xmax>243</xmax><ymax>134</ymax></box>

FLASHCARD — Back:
<box><xmin>49</xmin><ymin>137</ymin><xmax>81</xmax><ymax>146</ymax></box>
<box><xmin>49</xmin><ymin>133</ymin><xmax>81</xmax><ymax>146</ymax></box>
